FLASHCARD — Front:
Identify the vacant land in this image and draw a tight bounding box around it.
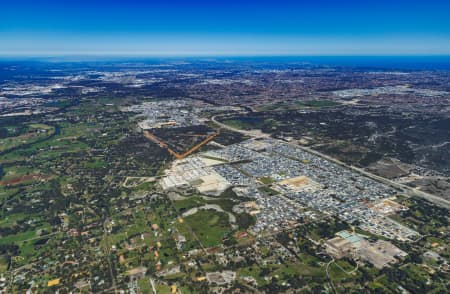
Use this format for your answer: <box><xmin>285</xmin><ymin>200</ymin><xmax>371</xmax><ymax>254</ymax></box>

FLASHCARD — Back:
<box><xmin>182</xmin><ymin>209</ymin><xmax>232</xmax><ymax>247</ymax></box>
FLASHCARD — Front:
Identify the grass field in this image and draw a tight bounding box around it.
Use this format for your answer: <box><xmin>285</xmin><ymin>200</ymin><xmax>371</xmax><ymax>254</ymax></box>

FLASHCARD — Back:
<box><xmin>0</xmin><ymin>229</ymin><xmax>38</xmax><ymax>245</ymax></box>
<box><xmin>133</xmin><ymin>181</ymin><xmax>154</xmax><ymax>191</ymax></box>
<box><xmin>182</xmin><ymin>209</ymin><xmax>232</xmax><ymax>247</ymax></box>
<box><xmin>259</xmin><ymin>176</ymin><xmax>276</xmax><ymax>185</ymax></box>
<box><xmin>221</xmin><ymin>117</ymin><xmax>265</xmax><ymax>130</ymax></box>
<box><xmin>1</xmin><ymin>165</ymin><xmax>36</xmax><ymax>181</ymax></box>
<box><xmin>138</xmin><ymin>278</ymin><xmax>152</xmax><ymax>293</ymax></box>
<box><xmin>84</xmin><ymin>159</ymin><xmax>107</xmax><ymax>169</ymax></box>
<box><xmin>0</xmin><ymin>124</ymin><xmax>55</xmax><ymax>153</ymax></box>
<box><xmin>172</xmin><ymin>196</ymin><xmax>206</xmax><ymax>213</ymax></box>
<box><xmin>172</xmin><ymin>195</ymin><xmax>237</xmax><ymax>214</ymax></box>
<box><xmin>238</xmin><ymin>261</ymin><xmax>326</xmax><ymax>287</ymax></box>
<box><xmin>295</xmin><ymin>100</ymin><xmax>341</xmax><ymax>108</ymax></box>
<box><xmin>0</xmin><ymin>255</ymin><xmax>9</xmax><ymax>273</ymax></box>
<box><xmin>0</xmin><ymin>187</ymin><xmax>19</xmax><ymax>203</ymax></box>
<box><xmin>0</xmin><ymin>212</ymin><xmax>36</xmax><ymax>228</ymax></box>
<box><xmin>257</xmin><ymin>99</ymin><xmax>341</xmax><ymax>111</ymax></box>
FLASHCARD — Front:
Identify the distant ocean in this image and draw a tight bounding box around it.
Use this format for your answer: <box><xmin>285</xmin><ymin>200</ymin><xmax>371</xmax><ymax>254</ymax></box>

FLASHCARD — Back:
<box><xmin>1</xmin><ymin>55</ymin><xmax>450</xmax><ymax>71</ymax></box>
<box><xmin>229</xmin><ymin>56</ymin><xmax>450</xmax><ymax>70</ymax></box>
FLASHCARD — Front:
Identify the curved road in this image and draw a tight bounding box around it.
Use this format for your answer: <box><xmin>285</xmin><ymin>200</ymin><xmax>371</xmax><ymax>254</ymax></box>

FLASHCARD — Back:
<box><xmin>211</xmin><ymin>115</ymin><xmax>269</xmax><ymax>138</ymax></box>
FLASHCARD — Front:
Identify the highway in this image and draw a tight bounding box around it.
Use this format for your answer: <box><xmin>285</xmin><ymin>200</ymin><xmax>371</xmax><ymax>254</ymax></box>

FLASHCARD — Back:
<box><xmin>211</xmin><ymin>115</ymin><xmax>450</xmax><ymax>209</ymax></box>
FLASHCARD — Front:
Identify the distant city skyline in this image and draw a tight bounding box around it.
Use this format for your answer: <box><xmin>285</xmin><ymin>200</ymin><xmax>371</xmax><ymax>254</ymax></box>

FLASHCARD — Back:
<box><xmin>1</xmin><ymin>0</ymin><xmax>450</xmax><ymax>56</ymax></box>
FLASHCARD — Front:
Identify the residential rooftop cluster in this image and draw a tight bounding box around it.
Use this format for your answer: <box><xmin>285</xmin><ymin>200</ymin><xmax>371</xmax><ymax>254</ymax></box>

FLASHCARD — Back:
<box><xmin>333</xmin><ymin>85</ymin><xmax>448</xmax><ymax>98</ymax></box>
<box><xmin>125</xmin><ymin>100</ymin><xmax>204</xmax><ymax>129</ymax></box>
<box><xmin>124</xmin><ymin>99</ymin><xmax>241</xmax><ymax>130</ymax></box>
<box><xmin>159</xmin><ymin>137</ymin><xmax>420</xmax><ymax>241</ymax></box>
<box><xmin>2</xmin><ymin>61</ymin><xmax>448</xmax><ymax>293</ymax></box>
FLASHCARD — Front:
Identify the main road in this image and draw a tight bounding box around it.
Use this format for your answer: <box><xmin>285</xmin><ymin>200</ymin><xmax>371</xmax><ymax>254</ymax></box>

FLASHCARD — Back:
<box><xmin>211</xmin><ymin>115</ymin><xmax>450</xmax><ymax>209</ymax></box>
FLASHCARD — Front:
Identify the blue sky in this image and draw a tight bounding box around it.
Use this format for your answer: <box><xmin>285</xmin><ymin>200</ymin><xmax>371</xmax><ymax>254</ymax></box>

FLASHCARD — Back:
<box><xmin>1</xmin><ymin>0</ymin><xmax>450</xmax><ymax>56</ymax></box>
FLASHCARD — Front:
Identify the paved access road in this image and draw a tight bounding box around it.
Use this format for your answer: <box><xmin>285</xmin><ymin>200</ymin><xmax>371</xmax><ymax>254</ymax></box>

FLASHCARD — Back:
<box><xmin>211</xmin><ymin>114</ymin><xmax>450</xmax><ymax>209</ymax></box>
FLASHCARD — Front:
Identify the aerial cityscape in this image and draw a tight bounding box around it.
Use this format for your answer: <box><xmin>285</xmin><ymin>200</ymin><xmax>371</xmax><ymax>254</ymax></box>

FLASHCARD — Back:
<box><xmin>1</xmin><ymin>0</ymin><xmax>450</xmax><ymax>293</ymax></box>
<box><xmin>0</xmin><ymin>57</ymin><xmax>449</xmax><ymax>293</ymax></box>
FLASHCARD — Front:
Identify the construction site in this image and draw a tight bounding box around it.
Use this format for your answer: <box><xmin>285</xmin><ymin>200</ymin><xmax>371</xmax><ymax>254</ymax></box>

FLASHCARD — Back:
<box><xmin>143</xmin><ymin>129</ymin><xmax>219</xmax><ymax>160</ymax></box>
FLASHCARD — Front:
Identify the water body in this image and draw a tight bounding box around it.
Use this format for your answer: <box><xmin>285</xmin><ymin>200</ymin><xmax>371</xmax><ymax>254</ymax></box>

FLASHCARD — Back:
<box><xmin>220</xmin><ymin>56</ymin><xmax>450</xmax><ymax>70</ymax></box>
